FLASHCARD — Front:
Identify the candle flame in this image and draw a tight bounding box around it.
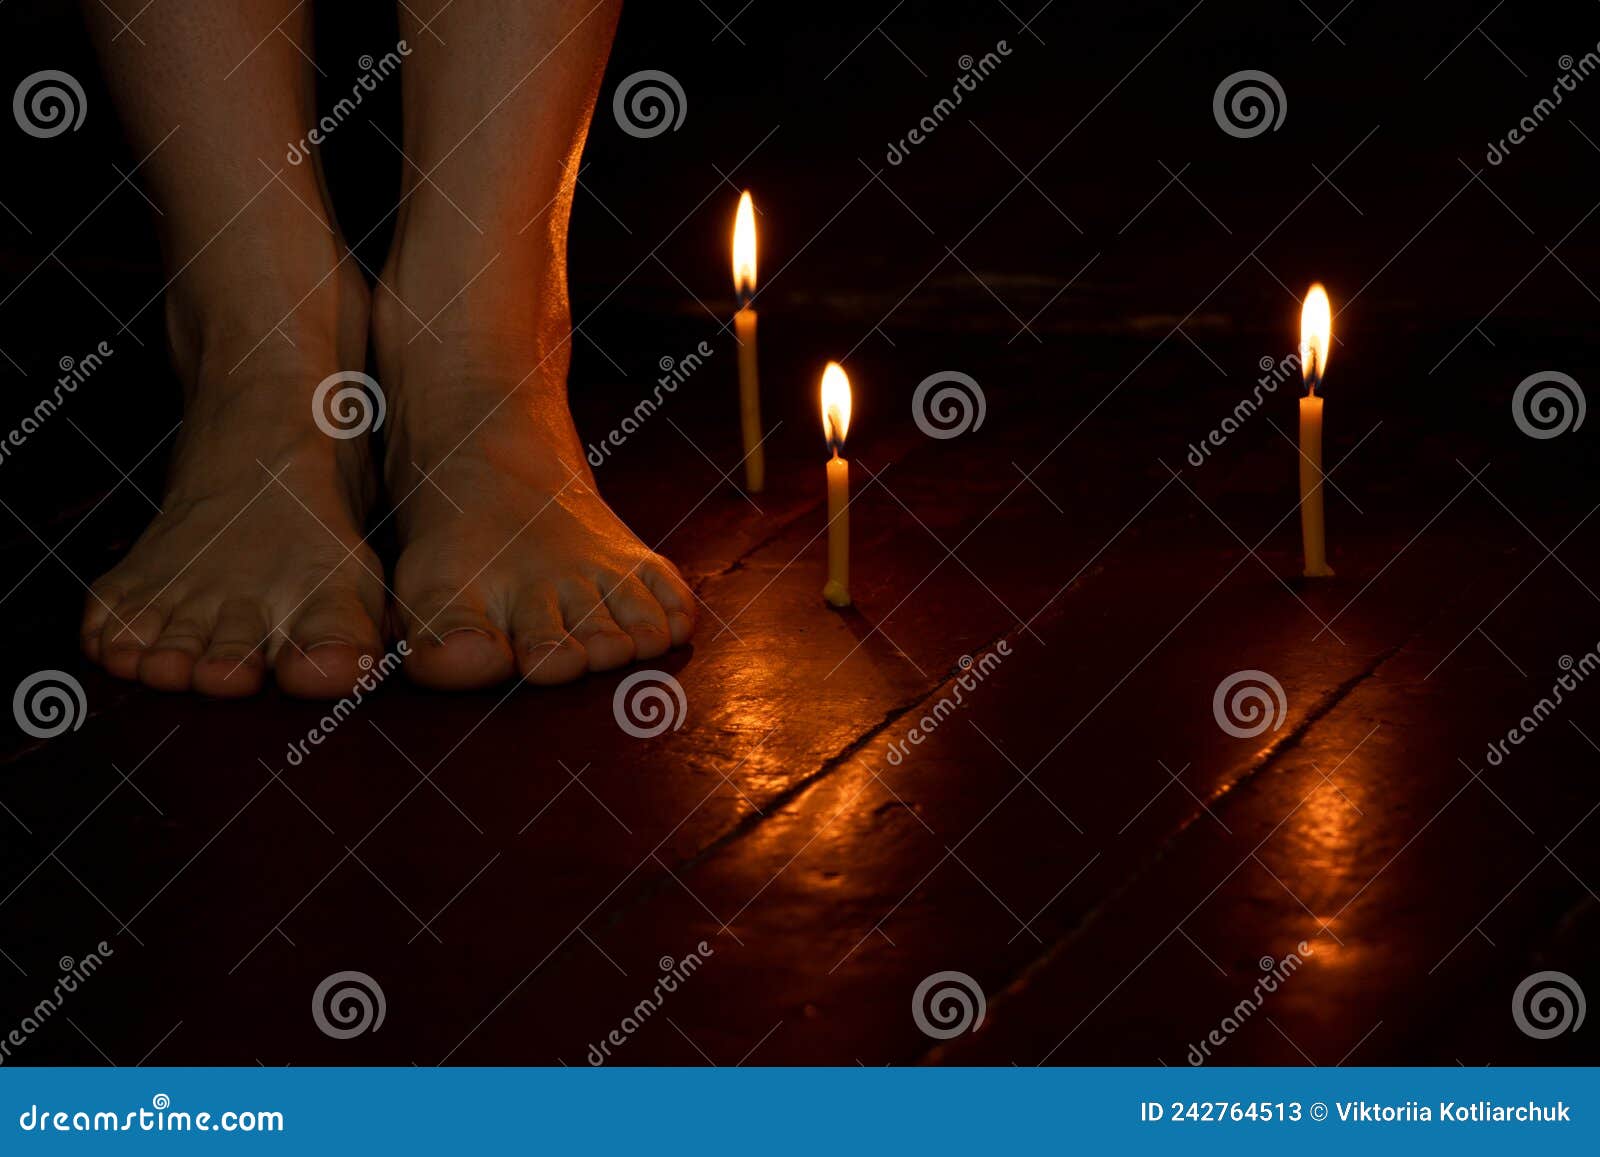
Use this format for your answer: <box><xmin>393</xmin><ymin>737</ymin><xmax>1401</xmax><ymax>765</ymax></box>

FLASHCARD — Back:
<box><xmin>821</xmin><ymin>361</ymin><xmax>851</xmax><ymax>455</ymax></box>
<box><xmin>1300</xmin><ymin>283</ymin><xmax>1331</xmax><ymax>391</ymax></box>
<box><xmin>732</xmin><ymin>191</ymin><xmax>757</xmax><ymax>302</ymax></box>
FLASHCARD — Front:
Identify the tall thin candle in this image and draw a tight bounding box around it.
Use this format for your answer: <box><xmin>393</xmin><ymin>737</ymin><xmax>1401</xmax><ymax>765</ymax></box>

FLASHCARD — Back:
<box><xmin>821</xmin><ymin>362</ymin><xmax>852</xmax><ymax>608</ymax></box>
<box><xmin>1298</xmin><ymin>283</ymin><xmax>1334</xmax><ymax>578</ymax></box>
<box><xmin>732</xmin><ymin>191</ymin><xmax>764</xmax><ymax>493</ymax></box>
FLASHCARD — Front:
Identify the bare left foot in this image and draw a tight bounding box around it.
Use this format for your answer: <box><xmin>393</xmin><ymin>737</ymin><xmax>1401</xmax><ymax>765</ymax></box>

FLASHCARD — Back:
<box><xmin>368</xmin><ymin>0</ymin><xmax>691</xmax><ymax>689</ymax></box>
<box><xmin>373</xmin><ymin>298</ymin><xmax>696</xmax><ymax>690</ymax></box>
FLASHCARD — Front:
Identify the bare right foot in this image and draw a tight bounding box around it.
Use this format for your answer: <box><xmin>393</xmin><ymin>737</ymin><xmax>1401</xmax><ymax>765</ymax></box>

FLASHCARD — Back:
<box><xmin>81</xmin><ymin>265</ymin><xmax>386</xmax><ymax>699</ymax></box>
<box><xmin>76</xmin><ymin>0</ymin><xmax>399</xmax><ymax>697</ymax></box>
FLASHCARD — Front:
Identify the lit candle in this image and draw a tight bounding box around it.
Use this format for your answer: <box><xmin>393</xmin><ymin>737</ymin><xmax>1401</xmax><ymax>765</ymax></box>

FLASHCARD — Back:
<box><xmin>732</xmin><ymin>191</ymin><xmax>764</xmax><ymax>493</ymax></box>
<box><xmin>1298</xmin><ymin>283</ymin><xmax>1334</xmax><ymax>578</ymax></box>
<box><xmin>821</xmin><ymin>361</ymin><xmax>852</xmax><ymax>608</ymax></box>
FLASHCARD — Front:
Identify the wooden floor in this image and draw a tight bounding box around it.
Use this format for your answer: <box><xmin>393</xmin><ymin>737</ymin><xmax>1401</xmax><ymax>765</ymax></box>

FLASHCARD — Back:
<box><xmin>1</xmin><ymin>314</ymin><xmax>1597</xmax><ymax>1067</ymax></box>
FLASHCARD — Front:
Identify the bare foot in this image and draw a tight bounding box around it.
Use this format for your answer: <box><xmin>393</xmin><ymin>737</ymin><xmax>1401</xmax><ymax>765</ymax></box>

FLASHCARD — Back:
<box><xmin>82</xmin><ymin>271</ymin><xmax>386</xmax><ymax>699</ymax></box>
<box><xmin>373</xmin><ymin>303</ymin><xmax>696</xmax><ymax>690</ymax></box>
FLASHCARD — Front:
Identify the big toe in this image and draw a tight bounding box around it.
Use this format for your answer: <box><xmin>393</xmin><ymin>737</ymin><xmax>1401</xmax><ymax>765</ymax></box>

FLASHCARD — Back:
<box><xmin>278</xmin><ymin>590</ymin><xmax>384</xmax><ymax>699</ymax></box>
<box><xmin>402</xmin><ymin>593</ymin><xmax>515</xmax><ymax>690</ymax></box>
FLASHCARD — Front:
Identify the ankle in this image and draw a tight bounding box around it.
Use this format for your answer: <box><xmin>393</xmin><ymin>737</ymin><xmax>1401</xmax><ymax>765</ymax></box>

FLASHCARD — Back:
<box><xmin>163</xmin><ymin>241</ymin><xmax>371</xmax><ymax>387</ymax></box>
<box><xmin>373</xmin><ymin>220</ymin><xmax>562</xmax><ymax>351</ymax></box>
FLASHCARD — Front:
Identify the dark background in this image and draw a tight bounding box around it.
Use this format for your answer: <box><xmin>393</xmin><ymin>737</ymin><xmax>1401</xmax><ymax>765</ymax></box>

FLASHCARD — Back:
<box><xmin>1</xmin><ymin>1</ymin><xmax>1598</xmax><ymax>1067</ymax></box>
<box><xmin>3</xmin><ymin>0</ymin><xmax>1599</xmax><ymax>505</ymax></box>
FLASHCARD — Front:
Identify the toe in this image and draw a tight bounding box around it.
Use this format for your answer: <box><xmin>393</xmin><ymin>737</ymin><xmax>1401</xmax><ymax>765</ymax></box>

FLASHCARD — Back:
<box><xmin>642</xmin><ymin>556</ymin><xmax>698</xmax><ymax>646</ymax></box>
<box><xmin>561</xmin><ymin>581</ymin><xmax>636</xmax><ymax>672</ymax></box>
<box><xmin>600</xmin><ymin>574</ymin><xmax>672</xmax><ymax>661</ymax></box>
<box><xmin>81</xmin><ymin>581</ymin><xmax>126</xmax><ymax>661</ymax></box>
<box><xmin>509</xmin><ymin>586</ymin><xmax>588</xmax><ymax>685</ymax></box>
<box><xmin>137</xmin><ymin>605</ymin><xmax>215</xmax><ymax>693</ymax></box>
<box><xmin>278</xmin><ymin>589</ymin><xmax>383</xmax><ymax>699</ymax></box>
<box><xmin>403</xmin><ymin>590</ymin><xmax>515</xmax><ymax>690</ymax></box>
<box><xmin>193</xmin><ymin>598</ymin><xmax>270</xmax><ymax>698</ymax></box>
<box><xmin>99</xmin><ymin>599</ymin><xmax>168</xmax><ymax>681</ymax></box>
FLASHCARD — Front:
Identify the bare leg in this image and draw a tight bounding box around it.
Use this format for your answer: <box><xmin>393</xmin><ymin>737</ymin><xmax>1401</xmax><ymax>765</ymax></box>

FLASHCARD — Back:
<box><xmin>372</xmin><ymin>0</ymin><xmax>696</xmax><ymax>688</ymax></box>
<box><xmin>80</xmin><ymin>1</ymin><xmax>383</xmax><ymax>697</ymax></box>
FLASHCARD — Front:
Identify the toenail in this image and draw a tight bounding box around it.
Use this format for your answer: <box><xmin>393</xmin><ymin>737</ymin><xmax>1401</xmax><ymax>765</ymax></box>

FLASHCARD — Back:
<box><xmin>305</xmin><ymin>637</ymin><xmax>355</xmax><ymax>652</ymax></box>
<box><xmin>523</xmin><ymin>641</ymin><xmax>566</xmax><ymax>666</ymax></box>
<box><xmin>438</xmin><ymin>626</ymin><xmax>492</xmax><ymax>644</ymax></box>
<box><xmin>668</xmin><ymin>611</ymin><xmax>693</xmax><ymax>630</ymax></box>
